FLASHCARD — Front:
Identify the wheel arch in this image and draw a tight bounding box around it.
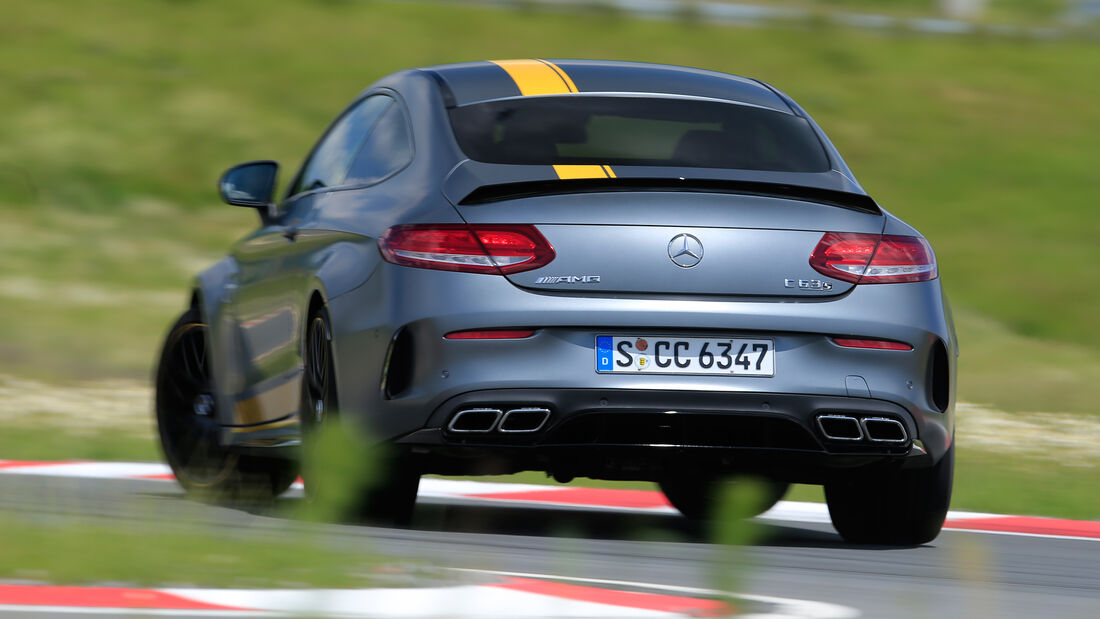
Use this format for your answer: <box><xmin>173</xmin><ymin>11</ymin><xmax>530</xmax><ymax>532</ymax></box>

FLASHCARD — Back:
<box><xmin>300</xmin><ymin>285</ymin><xmax>347</xmax><ymax>430</ymax></box>
<box><xmin>304</xmin><ymin>249</ymin><xmax>355</xmax><ymax>390</ymax></box>
<box><xmin>190</xmin><ymin>257</ymin><xmax>238</xmax><ymax>326</ymax></box>
<box><xmin>301</xmin><ymin>285</ymin><xmax>335</xmax><ymax>393</ymax></box>
<box><xmin>189</xmin><ymin>257</ymin><xmax>241</xmax><ymax>428</ymax></box>
<box><xmin>307</xmin><ymin>288</ymin><xmax>327</xmax><ymax>322</ymax></box>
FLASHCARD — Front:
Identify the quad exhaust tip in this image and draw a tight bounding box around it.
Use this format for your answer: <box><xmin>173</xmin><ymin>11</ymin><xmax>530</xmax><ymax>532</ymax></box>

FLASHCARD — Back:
<box><xmin>816</xmin><ymin>415</ymin><xmax>864</xmax><ymax>441</ymax></box>
<box><xmin>499</xmin><ymin>408</ymin><xmax>551</xmax><ymax>433</ymax></box>
<box><xmin>448</xmin><ymin>407</ymin><xmax>551</xmax><ymax>433</ymax></box>
<box><xmin>816</xmin><ymin>414</ymin><xmax>909</xmax><ymax>444</ymax></box>
<box><xmin>861</xmin><ymin>417</ymin><xmax>909</xmax><ymax>443</ymax></box>
<box><xmin>448</xmin><ymin>408</ymin><xmax>502</xmax><ymax>433</ymax></box>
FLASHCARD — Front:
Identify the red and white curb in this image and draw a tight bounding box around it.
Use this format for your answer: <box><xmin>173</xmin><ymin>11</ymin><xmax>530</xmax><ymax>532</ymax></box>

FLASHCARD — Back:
<box><xmin>0</xmin><ymin>575</ymin><xmax>727</xmax><ymax>617</ymax></box>
<box><xmin>0</xmin><ymin>571</ymin><xmax>858</xmax><ymax>618</ymax></box>
<box><xmin>2</xmin><ymin>460</ymin><xmax>1098</xmax><ymax>542</ymax></box>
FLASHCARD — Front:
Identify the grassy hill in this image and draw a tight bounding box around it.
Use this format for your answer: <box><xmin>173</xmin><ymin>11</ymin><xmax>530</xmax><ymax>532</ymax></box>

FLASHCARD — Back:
<box><xmin>2</xmin><ymin>0</ymin><xmax>1098</xmax><ymax>415</ymax></box>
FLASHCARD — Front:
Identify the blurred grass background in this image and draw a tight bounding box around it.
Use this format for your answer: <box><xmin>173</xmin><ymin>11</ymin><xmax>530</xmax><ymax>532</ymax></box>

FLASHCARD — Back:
<box><xmin>1</xmin><ymin>0</ymin><xmax>1098</xmax><ymax>518</ymax></box>
<box><xmin>2</xmin><ymin>0</ymin><xmax>1097</xmax><ymax>412</ymax></box>
<box><xmin>759</xmin><ymin>0</ymin><xmax>1070</xmax><ymax>21</ymax></box>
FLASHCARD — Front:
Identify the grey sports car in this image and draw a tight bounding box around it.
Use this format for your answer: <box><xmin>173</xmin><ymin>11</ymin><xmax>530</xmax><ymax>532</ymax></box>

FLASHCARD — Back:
<box><xmin>156</xmin><ymin>59</ymin><xmax>956</xmax><ymax>544</ymax></box>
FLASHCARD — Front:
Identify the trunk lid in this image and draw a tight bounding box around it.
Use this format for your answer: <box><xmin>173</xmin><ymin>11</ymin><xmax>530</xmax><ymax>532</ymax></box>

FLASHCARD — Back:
<box><xmin>443</xmin><ymin>163</ymin><xmax>885</xmax><ymax>297</ymax></box>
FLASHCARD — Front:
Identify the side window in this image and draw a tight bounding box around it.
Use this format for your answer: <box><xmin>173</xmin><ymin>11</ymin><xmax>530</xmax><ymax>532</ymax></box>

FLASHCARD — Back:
<box><xmin>290</xmin><ymin>95</ymin><xmax>392</xmax><ymax>196</ymax></box>
<box><xmin>344</xmin><ymin>102</ymin><xmax>413</xmax><ymax>186</ymax></box>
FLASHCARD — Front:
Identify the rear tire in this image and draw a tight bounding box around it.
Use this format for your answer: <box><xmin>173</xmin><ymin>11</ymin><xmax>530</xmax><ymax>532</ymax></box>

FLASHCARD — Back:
<box><xmin>825</xmin><ymin>444</ymin><xmax>954</xmax><ymax>545</ymax></box>
<box><xmin>299</xmin><ymin>306</ymin><xmax>419</xmax><ymax>526</ymax></box>
<box><xmin>155</xmin><ymin>309</ymin><xmax>296</xmax><ymax>499</ymax></box>
<box><xmin>660</xmin><ymin>476</ymin><xmax>790</xmax><ymax>520</ymax></box>
<box><xmin>356</xmin><ymin>454</ymin><xmax>420</xmax><ymax>526</ymax></box>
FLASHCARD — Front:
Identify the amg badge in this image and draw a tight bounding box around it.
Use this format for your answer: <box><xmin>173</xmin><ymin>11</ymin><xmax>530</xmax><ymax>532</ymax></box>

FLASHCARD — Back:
<box><xmin>535</xmin><ymin>275</ymin><xmax>601</xmax><ymax>284</ymax></box>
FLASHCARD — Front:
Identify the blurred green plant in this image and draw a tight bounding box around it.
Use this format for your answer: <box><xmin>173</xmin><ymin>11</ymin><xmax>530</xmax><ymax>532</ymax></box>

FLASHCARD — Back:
<box><xmin>297</xmin><ymin>419</ymin><xmax>382</xmax><ymax>523</ymax></box>
<box><xmin>707</xmin><ymin>476</ymin><xmax>771</xmax><ymax>600</ymax></box>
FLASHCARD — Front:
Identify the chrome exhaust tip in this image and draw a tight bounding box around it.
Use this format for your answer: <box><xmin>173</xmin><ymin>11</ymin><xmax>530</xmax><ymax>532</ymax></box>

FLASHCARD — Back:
<box><xmin>861</xmin><ymin>417</ymin><xmax>909</xmax><ymax>443</ymax></box>
<box><xmin>816</xmin><ymin>415</ymin><xmax>864</xmax><ymax>441</ymax></box>
<box><xmin>447</xmin><ymin>408</ymin><xmax>502</xmax><ymax>433</ymax></box>
<box><xmin>498</xmin><ymin>408</ymin><xmax>550</xmax><ymax>433</ymax></box>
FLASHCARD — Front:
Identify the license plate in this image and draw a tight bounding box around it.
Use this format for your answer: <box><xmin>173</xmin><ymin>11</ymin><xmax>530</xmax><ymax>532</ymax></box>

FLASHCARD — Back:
<box><xmin>595</xmin><ymin>336</ymin><xmax>774</xmax><ymax>376</ymax></box>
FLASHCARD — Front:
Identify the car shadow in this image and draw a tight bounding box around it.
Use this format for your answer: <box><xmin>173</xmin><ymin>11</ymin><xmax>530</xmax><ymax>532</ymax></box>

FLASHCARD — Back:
<box><xmin>261</xmin><ymin>492</ymin><xmax>859</xmax><ymax>548</ymax></box>
<box><xmin>141</xmin><ymin>487</ymin><xmax>920</xmax><ymax>550</ymax></box>
<box><xmin>409</xmin><ymin>500</ymin><xmax>930</xmax><ymax>550</ymax></box>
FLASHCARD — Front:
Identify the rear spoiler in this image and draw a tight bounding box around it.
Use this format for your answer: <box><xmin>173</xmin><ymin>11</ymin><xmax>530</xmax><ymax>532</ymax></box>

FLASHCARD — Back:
<box><xmin>443</xmin><ymin>161</ymin><xmax>881</xmax><ymax>215</ymax></box>
<box><xmin>462</xmin><ymin>178</ymin><xmax>880</xmax><ymax>214</ymax></box>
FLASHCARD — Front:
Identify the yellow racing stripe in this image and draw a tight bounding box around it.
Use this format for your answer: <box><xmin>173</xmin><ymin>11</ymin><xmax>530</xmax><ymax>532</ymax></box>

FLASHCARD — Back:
<box><xmin>553</xmin><ymin>164</ymin><xmax>610</xmax><ymax>179</ymax></box>
<box><xmin>491</xmin><ymin>59</ymin><xmax>616</xmax><ymax>180</ymax></box>
<box><xmin>233</xmin><ymin>378</ymin><xmax>301</xmax><ymax>425</ymax></box>
<box><xmin>230</xmin><ymin>416</ymin><xmax>299</xmax><ymax>434</ymax></box>
<box><xmin>539</xmin><ymin>59</ymin><xmax>579</xmax><ymax>93</ymax></box>
<box><xmin>490</xmin><ymin>59</ymin><xmax>577</xmax><ymax>96</ymax></box>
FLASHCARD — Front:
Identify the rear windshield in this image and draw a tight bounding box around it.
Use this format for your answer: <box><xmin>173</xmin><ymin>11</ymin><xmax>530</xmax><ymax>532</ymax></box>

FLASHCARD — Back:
<box><xmin>449</xmin><ymin>96</ymin><xmax>830</xmax><ymax>173</ymax></box>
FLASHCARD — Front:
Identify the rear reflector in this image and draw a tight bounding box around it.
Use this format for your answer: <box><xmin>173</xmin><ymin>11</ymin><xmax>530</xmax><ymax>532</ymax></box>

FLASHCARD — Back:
<box><xmin>809</xmin><ymin>233</ymin><xmax>937</xmax><ymax>284</ymax></box>
<box><xmin>379</xmin><ymin>224</ymin><xmax>555</xmax><ymax>275</ymax></box>
<box><xmin>831</xmin><ymin>337</ymin><xmax>913</xmax><ymax>351</ymax></box>
<box><xmin>444</xmin><ymin>330</ymin><xmax>536</xmax><ymax>340</ymax></box>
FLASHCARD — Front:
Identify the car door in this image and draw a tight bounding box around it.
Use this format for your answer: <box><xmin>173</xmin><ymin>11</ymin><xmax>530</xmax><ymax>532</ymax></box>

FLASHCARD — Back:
<box><xmin>223</xmin><ymin>94</ymin><xmax>393</xmax><ymax>428</ymax></box>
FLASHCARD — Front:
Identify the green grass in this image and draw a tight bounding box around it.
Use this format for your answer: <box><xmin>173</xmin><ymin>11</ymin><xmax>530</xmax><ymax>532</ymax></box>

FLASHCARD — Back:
<box><xmin>0</xmin><ymin>202</ymin><xmax>247</xmax><ymax>381</ymax></box>
<box><xmin>954</xmin><ymin>308</ymin><xmax>1100</xmax><ymax>416</ymax></box>
<box><xmin>0</xmin><ymin>515</ymin><xmax>388</xmax><ymax>588</ymax></box>
<box><xmin>0</xmin><ymin>426</ymin><xmax>159</xmax><ymax>462</ymax></box>
<box><xmin>951</xmin><ymin>449</ymin><xmax>1100</xmax><ymax>519</ymax></box>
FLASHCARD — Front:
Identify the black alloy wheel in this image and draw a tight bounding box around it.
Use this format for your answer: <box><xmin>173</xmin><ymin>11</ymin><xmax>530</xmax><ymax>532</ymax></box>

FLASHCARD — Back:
<box><xmin>156</xmin><ymin>309</ymin><xmax>296</xmax><ymax>498</ymax></box>
<box><xmin>304</xmin><ymin>313</ymin><xmax>335</xmax><ymax>434</ymax></box>
<box><xmin>156</xmin><ymin>310</ymin><xmax>238</xmax><ymax>491</ymax></box>
<box><xmin>299</xmin><ymin>308</ymin><xmax>341</xmax><ymax>503</ymax></box>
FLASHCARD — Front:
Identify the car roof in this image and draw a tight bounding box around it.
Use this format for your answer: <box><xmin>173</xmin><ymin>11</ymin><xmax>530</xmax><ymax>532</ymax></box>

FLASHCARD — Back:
<box><xmin>418</xmin><ymin>59</ymin><xmax>793</xmax><ymax>113</ymax></box>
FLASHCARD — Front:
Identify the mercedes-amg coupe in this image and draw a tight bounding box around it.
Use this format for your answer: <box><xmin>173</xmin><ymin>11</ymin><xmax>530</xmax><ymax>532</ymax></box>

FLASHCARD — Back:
<box><xmin>156</xmin><ymin>59</ymin><xmax>956</xmax><ymax>544</ymax></box>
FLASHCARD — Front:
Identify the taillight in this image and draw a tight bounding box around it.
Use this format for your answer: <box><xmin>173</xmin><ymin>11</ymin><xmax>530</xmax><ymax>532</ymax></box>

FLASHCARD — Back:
<box><xmin>444</xmin><ymin>329</ymin><xmax>536</xmax><ymax>340</ymax></box>
<box><xmin>831</xmin><ymin>337</ymin><xmax>913</xmax><ymax>351</ymax></box>
<box><xmin>809</xmin><ymin>233</ymin><xmax>937</xmax><ymax>284</ymax></box>
<box><xmin>378</xmin><ymin>224</ymin><xmax>555</xmax><ymax>274</ymax></box>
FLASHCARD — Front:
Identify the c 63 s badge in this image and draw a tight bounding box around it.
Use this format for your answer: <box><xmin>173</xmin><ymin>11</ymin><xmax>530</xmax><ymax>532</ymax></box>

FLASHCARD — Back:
<box><xmin>785</xmin><ymin>278</ymin><xmax>833</xmax><ymax>291</ymax></box>
<box><xmin>535</xmin><ymin>275</ymin><xmax>601</xmax><ymax>284</ymax></box>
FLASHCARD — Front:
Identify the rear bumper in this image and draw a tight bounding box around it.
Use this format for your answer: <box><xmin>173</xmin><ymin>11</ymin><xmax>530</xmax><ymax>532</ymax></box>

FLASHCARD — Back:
<box><xmin>327</xmin><ymin>263</ymin><xmax>956</xmax><ymax>473</ymax></box>
<box><xmin>396</xmin><ymin>389</ymin><xmax>935</xmax><ymax>483</ymax></box>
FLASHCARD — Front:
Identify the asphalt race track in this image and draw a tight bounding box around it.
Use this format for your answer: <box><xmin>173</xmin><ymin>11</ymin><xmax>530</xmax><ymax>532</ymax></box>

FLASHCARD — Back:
<box><xmin>0</xmin><ymin>470</ymin><xmax>1097</xmax><ymax>618</ymax></box>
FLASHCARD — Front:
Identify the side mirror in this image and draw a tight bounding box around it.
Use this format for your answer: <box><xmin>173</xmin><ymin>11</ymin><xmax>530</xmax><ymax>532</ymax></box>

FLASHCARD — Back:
<box><xmin>218</xmin><ymin>161</ymin><xmax>279</xmax><ymax>209</ymax></box>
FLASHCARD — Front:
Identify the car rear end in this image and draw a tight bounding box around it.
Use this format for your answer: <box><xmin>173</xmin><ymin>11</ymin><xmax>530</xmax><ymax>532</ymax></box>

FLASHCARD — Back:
<box><xmin>366</xmin><ymin>193</ymin><xmax>953</xmax><ymax>484</ymax></box>
<box><xmin>351</xmin><ymin>88</ymin><xmax>955</xmax><ymax>486</ymax></box>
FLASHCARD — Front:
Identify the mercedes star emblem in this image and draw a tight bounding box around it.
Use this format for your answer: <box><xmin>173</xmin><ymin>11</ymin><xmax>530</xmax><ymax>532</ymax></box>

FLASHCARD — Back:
<box><xmin>668</xmin><ymin>233</ymin><xmax>704</xmax><ymax>268</ymax></box>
